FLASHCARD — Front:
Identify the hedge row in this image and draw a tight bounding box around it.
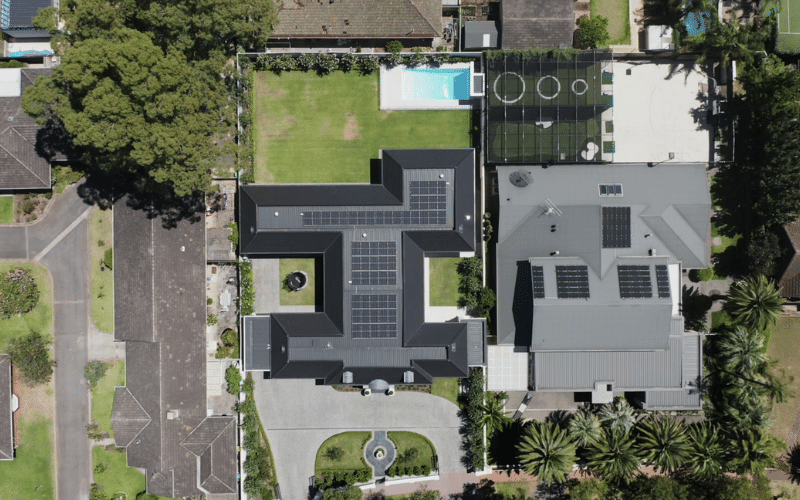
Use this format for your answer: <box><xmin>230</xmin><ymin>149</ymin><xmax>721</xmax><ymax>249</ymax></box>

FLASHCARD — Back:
<box><xmin>240</xmin><ymin>374</ymin><xmax>279</xmax><ymax>499</ymax></box>
<box><xmin>239</xmin><ymin>260</ymin><xmax>255</xmax><ymax>315</ymax></box>
<box><xmin>318</xmin><ymin>468</ymin><xmax>372</xmax><ymax>489</ymax></box>
<box><xmin>385</xmin><ymin>464</ymin><xmax>431</xmax><ymax>477</ymax></box>
<box><xmin>464</xmin><ymin>368</ymin><xmax>485</xmax><ymax>471</ymax></box>
<box><xmin>248</xmin><ymin>52</ymin><xmax>474</xmax><ymax>77</ymax></box>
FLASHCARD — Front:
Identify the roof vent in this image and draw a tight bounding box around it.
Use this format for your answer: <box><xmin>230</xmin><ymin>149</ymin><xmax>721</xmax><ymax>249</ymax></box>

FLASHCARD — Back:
<box><xmin>509</xmin><ymin>170</ymin><xmax>532</xmax><ymax>188</ymax></box>
<box><xmin>649</xmin><ymin>248</ymin><xmax>657</xmax><ymax>256</ymax></box>
<box><xmin>166</xmin><ymin>410</ymin><xmax>180</xmax><ymax>420</ymax></box>
<box><xmin>403</xmin><ymin>371</ymin><xmax>414</xmax><ymax>383</ymax></box>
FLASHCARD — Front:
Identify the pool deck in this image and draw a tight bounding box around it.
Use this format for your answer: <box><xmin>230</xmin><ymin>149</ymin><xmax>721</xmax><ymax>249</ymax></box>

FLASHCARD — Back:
<box><xmin>380</xmin><ymin>63</ymin><xmax>478</xmax><ymax>111</ymax></box>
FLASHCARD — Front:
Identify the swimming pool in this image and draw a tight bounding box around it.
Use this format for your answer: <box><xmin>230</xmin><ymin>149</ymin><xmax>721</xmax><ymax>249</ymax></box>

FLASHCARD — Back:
<box><xmin>685</xmin><ymin>11</ymin><xmax>710</xmax><ymax>35</ymax></box>
<box><xmin>402</xmin><ymin>68</ymin><xmax>471</xmax><ymax>101</ymax></box>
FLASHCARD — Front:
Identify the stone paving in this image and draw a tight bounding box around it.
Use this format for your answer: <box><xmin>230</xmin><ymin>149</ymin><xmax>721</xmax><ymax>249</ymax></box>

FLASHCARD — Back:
<box><xmin>364</xmin><ymin>431</ymin><xmax>397</xmax><ymax>477</ymax></box>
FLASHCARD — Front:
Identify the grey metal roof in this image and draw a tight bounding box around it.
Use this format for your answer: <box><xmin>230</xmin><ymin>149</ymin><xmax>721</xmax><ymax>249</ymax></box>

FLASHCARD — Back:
<box><xmin>207</xmin><ymin>228</ymin><xmax>235</xmax><ymax>262</ymax></box>
<box><xmin>243</xmin><ymin>316</ymin><xmax>272</xmax><ymax>371</ymax></box>
<box><xmin>500</xmin><ymin>0</ymin><xmax>574</xmax><ymax>49</ymax></box>
<box><xmin>0</xmin><ymin>355</ymin><xmax>12</xmax><ymax>461</ymax></box>
<box><xmin>466</xmin><ymin>319</ymin><xmax>487</xmax><ymax>366</ymax></box>
<box><xmin>642</xmin><ymin>389</ymin><xmax>702</xmax><ymax>410</ymax></box>
<box><xmin>7</xmin><ymin>0</ymin><xmax>51</xmax><ymax>29</ymax></box>
<box><xmin>240</xmin><ymin>149</ymin><xmax>479</xmax><ymax>384</ymax></box>
<box><xmin>464</xmin><ymin>21</ymin><xmax>498</xmax><ymax>49</ymax></box>
<box><xmin>496</xmin><ymin>164</ymin><xmax>710</xmax><ymax>348</ymax></box>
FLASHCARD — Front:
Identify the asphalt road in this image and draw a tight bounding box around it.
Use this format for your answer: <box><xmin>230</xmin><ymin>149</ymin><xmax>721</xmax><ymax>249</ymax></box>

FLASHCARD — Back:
<box><xmin>0</xmin><ymin>183</ymin><xmax>94</xmax><ymax>500</ymax></box>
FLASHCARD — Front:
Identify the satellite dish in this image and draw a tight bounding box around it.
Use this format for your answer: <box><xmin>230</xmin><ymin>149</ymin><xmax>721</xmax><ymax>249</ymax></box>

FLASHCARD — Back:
<box><xmin>509</xmin><ymin>170</ymin><xmax>532</xmax><ymax>188</ymax></box>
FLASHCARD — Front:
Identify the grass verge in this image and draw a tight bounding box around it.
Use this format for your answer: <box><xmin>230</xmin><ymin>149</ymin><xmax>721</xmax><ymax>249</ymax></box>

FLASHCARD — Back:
<box><xmin>767</xmin><ymin>318</ymin><xmax>800</xmax><ymax>445</ymax></box>
<box><xmin>494</xmin><ymin>481</ymin><xmax>538</xmax><ymax>499</ymax></box>
<box><xmin>388</xmin><ymin>431</ymin><xmax>436</xmax><ymax>469</ymax></box>
<box><xmin>429</xmin><ymin>258</ymin><xmax>460</xmax><ymax>307</ymax></box>
<box><xmin>315</xmin><ymin>431</ymin><xmax>371</xmax><ymax>472</ymax></box>
<box><xmin>91</xmin><ymin>360</ymin><xmax>125</xmax><ymax>437</ymax></box>
<box><xmin>252</xmin><ymin>71</ymin><xmax>471</xmax><ymax>184</ymax></box>
<box><xmin>0</xmin><ymin>196</ymin><xmax>12</xmax><ymax>223</ymax></box>
<box><xmin>92</xmin><ymin>446</ymin><xmax>145</xmax><ymax>499</ymax></box>
<box><xmin>0</xmin><ymin>416</ymin><xmax>54</xmax><ymax>499</ymax></box>
<box><xmin>90</xmin><ymin>207</ymin><xmax>114</xmax><ymax>332</ymax></box>
<box><xmin>590</xmin><ymin>0</ymin><xmax>631</xmax><ymax>45</ymax></box>
<box><xmin>0</xmin><ymin>263</ymin><xmax>53</xmax><ymax>350</ymax></box>
<box><xmin>279</xmin><ymin>258</ymin><xmax>316</xmax><ymax>306</ymax></box>
<box><xmin>431</xmin><ymin>378</ymin><xmax>460</xmax><ymax>406</ymax></box>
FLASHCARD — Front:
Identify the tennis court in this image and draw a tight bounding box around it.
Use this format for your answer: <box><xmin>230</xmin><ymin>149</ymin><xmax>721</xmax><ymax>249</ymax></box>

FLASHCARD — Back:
<box><xmin>486</xmin><ymin>51</ymin><xmax>615</xmax><ymax>164</ymax></box>
<box><xmin>774</xmin><ymin>0</ymin><xmax>800</xmax><ymax>53</ymax></box>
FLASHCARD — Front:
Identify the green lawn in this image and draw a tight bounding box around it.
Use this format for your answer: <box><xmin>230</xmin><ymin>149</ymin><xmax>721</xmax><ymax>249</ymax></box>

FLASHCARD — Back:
<box><xmin>279</xmin><ymin>258</ymin><xmax>317</xmax><ymax>306</ymax></box>
<box><xmin>0</xmin><ymin>196</ymin><xmax>12</xmax><ymax>223</ymax></box>
<box><xmin>92</xmin><ymin>446</ymin><xmax>173</xmax><ymax>500</ymax></box>
<box><xmin>0</xmin><ymin>416</ymin><xmax>54</xmax><ymax>499</ymax></box>
<box><xmin>90</xmin><ymin>207</ymin><xmax>114</xmax><ymax>332</ymax></box>
<box><xmin>315</xmin><ymin>431</ymin><xmax>372</xmax><ymax>472</ymax></box>
<box><xmin>388</xmin><ymin>431</ymin><xmax>436</xmax><ymax>469</ymax></box>
<box><xmin>0</xmin><ymin>263</ymin><xmax>53</xmax><ymax>351</ymax></box>
<box><xmin>252</xmin><ymin>71</ymin><xmax>471</xmax><ymax>184</ymax></box>
<box><xmin>493</xmin><ymin>481</ymin><xmax>538</xmax><ymax>500</ymax></box>
<box><xmin>431</xmin><ymin>378</ymin><xmax>460</xmax><ymax>406</ymax></box>
<box><xmin>767</xmin><ymin>318</ymin><xmax>800</xmax><ymax>445</ymax></box>
<box><xmin>429</xmin><ymin>258</ymin><xmax>460</xmax><ymax>307</ymax></box>
<box><xmin>590</xmin><ymin>0</ymin><xmax>631</xmax><ymax>45</ymax></box>
<box><xmin>92</xmin><ymin>360</ymin><xmax>125</xmax><ymax>437</ymax></box>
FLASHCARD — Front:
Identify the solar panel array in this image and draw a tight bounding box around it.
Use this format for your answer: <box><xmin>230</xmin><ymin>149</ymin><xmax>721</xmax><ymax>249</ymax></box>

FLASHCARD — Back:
<box><xmin>655</xmin><ymin>265</ymin><xmax>671</xmax><ymax>298</ymax></box>
<box><xmin>599</xmin><ymin>184</ymin><xmax>623</xmax><ymax>197</ymax></box>
<box><xmin>618</xmin><ymin>265</ymin><xmax>652</xmax><ymax>298</ymax></box>
<box><xmin>531</xmin><ymin>266</ymin><xmax>545</xmax><ymax>298</ymax></box>
<box><xmin>602</xmin><ymin>206</ymin><xmax>631</xmax><ymax>248</ymax></box>
<box><xmin>410</xmin><ymin>181</ymin><xmax>447</xmax><ymax>210</ymax></box>
<box><xmin>351</xmin><ymin>242</ymin><xmax>397</xmax><ymax>286</ymax></box>
<box><xmin>555</xmin><ymin>266</ymin><xmax>590</xmax><ymax>299</ymax></box>
<box><xmin>351</xmin><ymin>294</ymin><xmax>397</xmax><ymax>338</ymax></box>
<box><xmin>302</xmin><ymin>210</ymin><xmax>446</xmax><ymax>226</ymax></box>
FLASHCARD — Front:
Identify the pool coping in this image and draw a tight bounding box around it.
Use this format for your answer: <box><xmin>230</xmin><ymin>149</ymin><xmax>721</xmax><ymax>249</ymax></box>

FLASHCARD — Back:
<box><xmin>379</xmin><ymin>63</ymin><xmax>479</xmax><ymax>111</ymax></box>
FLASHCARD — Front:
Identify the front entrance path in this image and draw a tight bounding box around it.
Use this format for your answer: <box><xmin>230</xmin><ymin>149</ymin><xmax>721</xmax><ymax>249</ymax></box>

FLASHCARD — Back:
<box><xmin>364</xmin><ymin>430</ymin><xmax>396</xmax><ymax>477</ymax></box>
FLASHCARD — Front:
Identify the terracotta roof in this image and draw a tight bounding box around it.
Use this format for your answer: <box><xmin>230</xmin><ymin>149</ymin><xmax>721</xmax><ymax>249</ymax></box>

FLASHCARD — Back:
<box><xmin>501</xmin><ymin>0</ymin><xmax>574</xmax><ymax>49</ymax></box>
<box><xmin>779</xmin><ymin>221</ymin><xmax>800</xmax><ymax>298</ymax></box>
<box><xmin>272</xmin><ymin>0</ymin><xmax>441</xmax><ymax>38</ymax></box>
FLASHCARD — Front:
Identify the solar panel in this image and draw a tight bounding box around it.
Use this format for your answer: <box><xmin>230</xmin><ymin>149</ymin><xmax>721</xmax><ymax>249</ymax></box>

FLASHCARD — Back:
<box><xmin>302</xmin><ymin>210</ymin><xmax>446</xmax><ymax>226</ymax></box>
<box><xmin>555</xmin><ymin>266</ymin><xmax>590</xmax><ymax>299</ymax></box>
<box><xmin>602</xmin><ymin>206</ymin><xmax>631</xmax><ymax>248</ymax></box>
<box><xmin>410</xmin><ymin>180</ymin><xmax>447</xmax><ymax>210</ymax></box>
<box><xmin>655</xmin><ymin>264</ymin><xmax>670</xmax><ymax>298</ymax></box>
<box><xmin>351</xmin><ymin>242</ymin><xmax>397</xmax><ymax>286</ymax></box>
<box><xmin>531</xmin><ymin>266</ymin><xmax>545</xmax><ymax>299</ymax></box>
<box><xmin>351</xmin><ymin>294</ymin><xmax>397</xmax><ymax>338</ymax></box>
<box><xmin>618</xmin><ymin>265</ymin><xmax>652</xmax><ymax>298</ymax></box>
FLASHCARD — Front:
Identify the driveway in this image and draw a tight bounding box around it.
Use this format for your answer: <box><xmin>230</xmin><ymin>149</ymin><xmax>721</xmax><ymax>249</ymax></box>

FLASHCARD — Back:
<box><xmin>254</xmin><ymin>378</ymin><xmax>466</xmax><ymax>500</ymax></box>
<box><xmin>0</xmin><ymin>182</ymin><xmax>94</xmax><ymax>500</ymax></box>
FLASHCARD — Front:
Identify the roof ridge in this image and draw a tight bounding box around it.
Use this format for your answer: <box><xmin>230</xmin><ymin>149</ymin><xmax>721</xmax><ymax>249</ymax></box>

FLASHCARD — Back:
<box><xmin>407</xmin><ymin>0</ymin><xmax>441</xmax><ymax>34</ymax></box>
<box><xmin>0</xmin><ymin>130</ymin><xmax>48</xmax><ymax>186</ymax></box>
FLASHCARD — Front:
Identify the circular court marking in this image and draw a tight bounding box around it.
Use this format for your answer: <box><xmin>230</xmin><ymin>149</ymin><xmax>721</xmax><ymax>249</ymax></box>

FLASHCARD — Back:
<box><xmin>537</xmin><ymin>76</ymin><xmax>561</xmax><ymax>100</ymax></box>
<box><xmin>571</xmin><ymin>79</ymin><xmax>588</xmax><ymax>96</ymax></box>
<box><xmin>493</xmin><ymin>72</ymin><xmax>525</xmax><ymax>104</ymax></box>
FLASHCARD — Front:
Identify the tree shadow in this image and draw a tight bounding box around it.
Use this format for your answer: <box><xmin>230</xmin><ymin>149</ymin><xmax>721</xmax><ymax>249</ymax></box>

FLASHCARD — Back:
<box><xmin>487</xmin><ymin>419</ymin><xmax>528</xmax><ymax>468</ymax></box>
<box><xmin>545</xmin><ymin>409</ymin><xmax>573</xmax><ymax>430</ymax></box>
<box><xmin>35</xmin><ymin>119</ymin><xmax>82</xmax><ymax>161</ymax></box>
<box><xmin>786</xmin><ymin>443</ymin><xmax>800</xmax><ymax>483</ymax></box>
<box><xmin>682</xmin><ymin>285</ymin><xmax>713</xmax><ymax>331</ymax></box>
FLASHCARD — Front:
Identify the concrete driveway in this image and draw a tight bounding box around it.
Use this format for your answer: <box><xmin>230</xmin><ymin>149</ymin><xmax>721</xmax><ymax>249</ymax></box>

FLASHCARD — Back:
<box><xmin>254</xmin><ymin>378</ymin><xmax>466</xmax><ymax>500</ymax></box>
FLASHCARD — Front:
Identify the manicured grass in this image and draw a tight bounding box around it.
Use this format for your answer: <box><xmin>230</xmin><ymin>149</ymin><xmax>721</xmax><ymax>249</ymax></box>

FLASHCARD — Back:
<box><xmin>90</xmin><ymin>207</ymin><xmax>114</xmax><ymax>332</ymax></box>
<box><xmin>0</xmin><ymin>263</ymin><xmax>53</xmax><ymax>351</ymax></box>
<box><xmin>252</xmin><ymin>71</ymin><xmax>471</xmax><ymax>184</ymax></box>
<box><xmin>388</xmin><ymin>431</ymin><xmax>436</xmax><ymax>469</ymax></box>
<box><xmin>431</xmin><ymin>378</ymin><xmax>460</xmax><ymax>406</ymax></box>
<box><xmin>429</xmin><ymin>258</ymin><xmax>460</xmax><ymax>307</ymax></box>
<box><xmin>0</xmin><ymin>416</ymin><xmax>54</xmax><ymax>499</ymax></box>
<box><xmin>315</xmin><ymin>431</ymin><xmax>372</xmax><ymax>472</ymax></box>
<box><xmin>494</xmin><ymin>481</ymin><xmax>538</xmax><ymax>499</ymax></box>
<box><xmin>0</xmin><ymin>195</ymin><xmax>13</xmax><ymax>223</ymax></box>
<box><xmin>92</xmin><ymin>360</ymin><xmax>125</xmax><ymax>437</ymax></box>
<box><xmin>590</xmin><ymin>0</ymin><xmax>631</xmax><ymax>45</ymax></box>
<box><xmin>92</xmin><ymin>446</ymin><xmax>172</xmax><ymax>500</ymax></box>
<box><xmin>279</xmin><ymin>258</ymin><xmax>317</xmax><ymax>306</ymax></box>
<box><xmin>767</xmin><ymin>318</ymin><xmax>800</xmax><ymax>445</ymax></box>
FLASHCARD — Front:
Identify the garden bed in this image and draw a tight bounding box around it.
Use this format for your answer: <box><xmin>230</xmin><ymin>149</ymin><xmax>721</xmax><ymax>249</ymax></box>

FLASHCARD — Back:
<box><xmin>387</xmin><ymin>431</ymin><xmax>436</xmax><ymax>473</ymax></box>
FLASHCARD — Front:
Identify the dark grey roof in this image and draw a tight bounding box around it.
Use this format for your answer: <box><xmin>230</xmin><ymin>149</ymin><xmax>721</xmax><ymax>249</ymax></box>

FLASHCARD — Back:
<box><xmin>0</xmin><ymin>354</ymin><xmax>12</xmax><ymax>461</ymax></box>
<box><xmin>466</xmin><ymin>319</ymin><xmax>487</xmax><ymax>366</ymax></box>
<box><xmin>0</xmin><ymin>69</ymin><xmax>52</xmax><ymax>191</ymax></box>
<box><xmin>113</xmin><ymin>196</ymin><xmax>236</xmax><ymax>498</ymax></box>
<box><xmin>464</xmin><ymin>21</ymin><xmax>498</xmax><ymax>49</ymax></box>
<box><xmin>500</xmin><ymin>0</ymin><xmax>574</xmax><ymax>49</ymax></box>
<box><xmin>244</xmin><ymin>316</ymin><xmax>272</xmax><ymax>371</ymax></box>
<box><xmin>6</xmin><ymin>0</ymin><xmax>51</xmax><ymax>30</ymax></box>
<box><xmin>2</xmin><ymin>30</ymin><xmax>49</xmax><ymax>39</ymax></box>
<box><xmin>241</xmin><ymin>149</ymin><xmax>478</xmax><ymax>384</ymax></box>
<box><xmin>111</xmin><ymin>387</ymin><xmax>151</xmax><ymax>448</ymax></box>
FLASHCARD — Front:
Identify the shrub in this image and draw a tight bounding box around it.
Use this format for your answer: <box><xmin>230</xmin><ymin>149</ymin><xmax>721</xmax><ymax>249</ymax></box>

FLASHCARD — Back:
<box><xmin>135</xmin><ymin>492</ymin><xmax>160</xmax><ymax>500</ymax></box>
<box><xmin>98</xmin><ymin>239</ymin><xmax>105</xmax><ymax>247</ymax></box>
<box><xmin>0</xmin><ymin>268</ymin><xmax>40</xmax><ymax>318</ymax></box>
<box><xmin>359</xmin><ymin>55</ymin><xmax>381</xmax><ymax>75</ymax></box>
<box><xmin>227</xmin><ymin>222</ymin><xmax>238</xmax><ymax>251</ymax></box>
<box><xmin>413</xmin><ymin>465</ymin><xmax>422</xmax><ymax>476</ymax></box>
<box><xmin>575</xmin><ymin>15</ymin><xmax>610</xmax><ymax>49</ymax></box>
<box><xmin>244</xmin><ymin>455</ymin><xmax>261</xmax><ymax>476</ymax></box>
<box><xmin>457</xmin><ymin>256</ymin><xmax>482</xmax><ymax>278</ymax></box>
<box><xmin>420</xmin><ymin>464</ymin><xmax>431</xmax><ymax>475</ymax></box>
<box><xmin>262</xmin><ymin>488</ymin><xmax>275</xmax><ymax>500</ymax></box>
<box><xmin>44</xmin><ymin>192</ymin><xmax>52</xmax><ymax>199</ymax></box>
<box><xmin>272</xmin><ymin>53</ymin><xmax>296</xmax><ymax>74</ymax></box>
<box><xmin>225</xmin><ymin>365</ymin><xmax>242</xmax><ymax>394</ymax></box>
<box><xmin>8</xmin><ymin>331</ymin><xmax>54</xmax><ymax>385</ymax></box>
<box><xmin>465</xmin><ymin>368</ymin><xmax>485</xmax><ymax>470</ymax></box>
<box><xmin>207</xmin><ymin>314</ymin><xmax>218</xmax><ymax>325</ymax></box>
<box><xmin>386</xmin><ymin>40</ymin><xmax>403</xmax><ymax>53</ymax></box>
<box><xmin>386</xmin><ymin>52</ymin><xmax>403</xmax><ymax>66</ymax></box>
<box><xmin>94</xmin><ymin>462</ymin><xmax>108</xmax><ymax>474</ymax></box>
<box><xmin>242</xmin><ymin>375</ymin><xmax>255</xmax><ymax>393</ymax></box>
<box><xmin>340</xmin><ymin>53</ymin><xmax>358</xmax><ymax>72</ymax></box>
<box><xmin>22</xmin><ymin>199</ymin><xmax>35</xmax><ymax>214</ymax></box>
<box><xmin>85</xmin><ymin>360</ymin><xmax>109</xmax><ymax>389</ymax></box>
<box><xmin>239</xmin><ymin>261</ymin><xmax>255</xmax><ymax>315</ymax></box>
<box><xmin>244</xmin><ymin>475</ymin><xmax>261</xmax><ymax>496</ymax></box>
<box><xmin>408</xmin><ymin>52</ymin><xmax>427</xmax><ymax>66</ymax></box>
<box><xmin>297</xmin><ymin>53</ymin><xmax>316</xmax><ymax>71</ymax></box>
<box><xmin>697</xmin><ymin>266</ymin><xmax>716</xmax><ymax>282</ymax></box>
<box><xmin>207</xmin><ymin>297</ymin><xmax>213</xmax><ymax>305</ymax></box>
<box><xmin>103</xmin><ymin>248</ymin><xmax>113</xmax><ymax>270</ymax></box>
<box><xmin>316</xmin><ymin>53</ymin><xmax>338</xmax><ymax>74</ymax></box>
<box><xmin>325</xmin><ymin>446</ymin><xmax>344</xmax><ymax>461</ymax></box>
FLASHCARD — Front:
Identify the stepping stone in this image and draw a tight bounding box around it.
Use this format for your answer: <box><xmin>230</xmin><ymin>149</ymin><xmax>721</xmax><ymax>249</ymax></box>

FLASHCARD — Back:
<box><xmin>712</xmin><ymin>237</ymin><xmax>722</xmax><ymax>246</ymax></box>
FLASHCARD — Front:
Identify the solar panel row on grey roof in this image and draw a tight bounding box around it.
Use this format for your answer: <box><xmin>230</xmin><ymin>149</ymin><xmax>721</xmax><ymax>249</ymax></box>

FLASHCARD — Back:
<box><xmin>656</xmin><ymin>264</ymin><xmax>671</xmax><ymax>298</ymax></box>
<box><xmin>555</xmin><ymin>265</ymin><xmax>590</xmax><ymax>298</ymax></box>
<box><xmin>602</xmin><ymin>206</ymin><xmax>631</xmax><ymax>248</ymax></box>
<box><xmin>618</xmin><ymin>265</ymin><xmax>652</xmax><ymax>298</ymax></box>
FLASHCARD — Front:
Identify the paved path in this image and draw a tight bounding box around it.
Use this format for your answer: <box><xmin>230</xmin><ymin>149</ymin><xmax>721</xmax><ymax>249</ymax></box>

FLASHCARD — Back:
<box><xmin>0</xmin><ymin>183</ymin><xmax>96</xmax><ymax>500</ymax></box>
<box><xmin>364</xmin><ymin>431</ymin><xmax>396</xmax><ymax>477</ymax></box>
<box><xmin>254</xmin><ymin>378</ymin><xmax>466</xmax><ymax>500</ymax></box>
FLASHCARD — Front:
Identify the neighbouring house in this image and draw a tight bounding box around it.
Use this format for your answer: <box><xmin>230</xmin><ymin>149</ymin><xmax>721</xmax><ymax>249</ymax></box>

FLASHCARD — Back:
<box><xmin>1</xmin><ymin>0</ymin><xmax>54</xmax><ymax>58</ymax></box>
<box><xmin>493</xmin><ymin>164</ymin><xmax>711</xmax><ymax>410</ymax></box>
<box><xmin>0</xmin><ymin>67</ymin><xmax>52</xmax><ymax>192</ymax></box>
<box><xmin>0</xmin><ymin>354</ymin><xmax>13</xmax><ymax>461</ymax></box>
<box><xmin>499</xmin><ymin>0</ymin><xmax>574</xmax><ymax>49</ymax></box>
<box><xmin>111</xmin><ymin>197</ymin><xmax>237</xmax><ymax>499</ymax></box>
<box><xmin>463</xmin><ymin>21</ymin><xmax>498</xmax><ymax>50</ymax></box>
<box><xmin>240</xmin><ymin>149</ymin><xmax>487</xmax><ymax>387</ymax></box>
<box><xmin>778</xmin><ymin>220</ymin><xmax>800</xmax><ymax>300</ymax></box>
<box><xmin>269</xmin><ymin>0</ymin><xmax>444</xmax><ymax>48</ymax></box>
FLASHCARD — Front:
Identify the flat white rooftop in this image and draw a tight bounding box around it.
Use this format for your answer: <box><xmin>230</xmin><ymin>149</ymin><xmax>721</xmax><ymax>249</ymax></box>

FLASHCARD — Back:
<box><xmin>612</xmin><ymin>61</ymin><xmax>711</xmax><ymax>164</ymax></box>
<box><xmin>0</xmin><ymin>69</ymin><xmax>21</xmax><ymax>97</ymax></box>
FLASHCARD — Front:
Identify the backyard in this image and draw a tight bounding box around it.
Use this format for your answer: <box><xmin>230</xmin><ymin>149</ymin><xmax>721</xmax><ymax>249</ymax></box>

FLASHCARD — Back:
<box><xmin>252</xmin><ymin>71</ymin><xmax>472</xmax><ymax>184</ymax></box>
<box><xmin>315</xmin><ymin>431</ymin><xmax>372</xmax><ymax>472</ymax></box>
<box><xmin>91</xmin><ymin>360</ymin><xmax>126</xmax><ymax>438</ymax></box>
<box><xmin>0</xmin><ymin>196</ymin><xmax>12</xmax><ymax>223</ymax></box>
<box><xmin>92</xmin><ymin>446</ymin><xmax>171</xmax><ymax>500</ymax></box>
<box><xmin>767</xmin><ymin>317</ymin><xmax>800</xmax><ymax>447</ymax></box>
<box><xmin>429</xmin><ymin>258</ymin><xmax>460</xmax><ymax>307</ymax></box>
<box><xmin>0</xmin><ymin>263</ymin><xmax>53</xmax><ymax>350</ymax></box>
<box><xmin>388</xmin><ymin>431</ymin><xmax>436</xmax><ymax>469</ymax></box>
<box><xmin>0</xmin><ymin>416</ymin><xmax>54</xmax><ymax>499</ymax></box>
<box><xmin>590</xmin><ymin>0</ymin><xmax>631</xmax><ymax>45</ymax></box>
<box><xmin>280</xmin><ymin>258</ymin><xmax>316</xmax><ymax>306</ymax></box>
<box><xmin>90</xmin><ymin>206</ymin><xmax>114</xmax><ymax>332</ymax></box>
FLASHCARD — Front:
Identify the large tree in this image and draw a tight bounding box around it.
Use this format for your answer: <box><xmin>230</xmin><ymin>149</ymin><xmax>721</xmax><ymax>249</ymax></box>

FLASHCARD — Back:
<box><xmin>597</xmin><ymin>398</ymin><xmax>636</xmax><ymax>435</ymax></box>
<box><xmin>479</xmin><ymin>391</ymin><xmax>510</xmax><ymax>436</ymax></box>
<box><xmin>716</xmin><ymin>325</ymin><xmax>767</xmax><ymax>375</ymax></box>
<box><xmin>567</xmin><ymin>408</ymin><xmax>602</xmax><ymax>449</ymax></box>
<box><xmin>726</xmin><ymin>275</ymin><xmax>785</xmax><ymax>332</ymax></box>
<box><xmin>685</xmin><ymin>422</ymin><xmax>726</xmax><ymax>480</ymax></box>
<box><xmin>8</xmin><ymin>331</ymin><xmax>55</xmax><ymax>386</ymax></box>
<box><xmin>517</xmin><ymin>422</ymin><xmax>577</xmax><ymax>484</ymax></box>
<box><xmin>636</xmin><ymin>414</ymin><xmax>689</xmax><ymax>474</ymax></box>
<box><xmin>586</xmin><ymin>428</ymin><xmax>641</xmax><ymax>484</ymax></box>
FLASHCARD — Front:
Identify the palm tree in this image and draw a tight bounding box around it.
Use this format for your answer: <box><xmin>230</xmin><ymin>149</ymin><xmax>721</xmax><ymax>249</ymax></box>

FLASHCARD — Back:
<box><xmin>727</xmin><ymin>275</ymin><xmax>785</xmax><ymax>332</ymax></box>
<box><xmin>598</xmin><ymin>398</ymin><xmax>636</xmax><ymax>435</ymax></box>
<box><xmin>587</xmin><ymin>428</ymin><xmax>641</xmax><ymax>484</ymax></box>
<box><xmin>685</xmin><ymin>422</ymin><xmax>726</xmax><ymax>480</ymax></box>
<box><xmin>479</xmin><ymin>391</ymin><xmax>510</xmax><ymax>436</ymax></box>
<box><xmin>636</xmin><ymin>414</ymin><xmax>690</xmax><ymax>474</ymax></box>
<box><xmin>716</xmin><ymin>325</ymin><xmax>767</xmax><ymax>375</ymax></box>
<box><xmin>568</xmin><ymin>408</ymin><xmax>602</xmax><ymax>448</ymax></box>
<box><xmin>517</xmin><ymin>422</ymin><xmax>577</xmax><ymax>484</ymax></box>
<box><xmin>729</xmin><ymin>428</ymin><xmax>771</xmax><ymax>475</ymax></box>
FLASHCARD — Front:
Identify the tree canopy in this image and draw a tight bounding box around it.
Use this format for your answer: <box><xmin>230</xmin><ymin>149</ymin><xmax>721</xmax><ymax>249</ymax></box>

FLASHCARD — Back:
<box><xmin>8</xmin><ymin>331</ymin><xmax>55</xmax><ymax>386</ymax></box>
<box><xmin>0</xmin><ymin>268</ymin><xmax>40</xmax><ymax>318</ymax></box>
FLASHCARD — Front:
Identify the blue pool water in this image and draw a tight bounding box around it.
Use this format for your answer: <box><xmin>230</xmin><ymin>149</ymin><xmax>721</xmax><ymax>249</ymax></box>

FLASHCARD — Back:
<box><xmin>685</xmin><ymin>11</ymin><xmax>710</xmax><ymax>35</ymax></box>
<box><xmin>402</xmin><ymin>68</ymin><xmax>471</xmax><ymax>101</ymax></box>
